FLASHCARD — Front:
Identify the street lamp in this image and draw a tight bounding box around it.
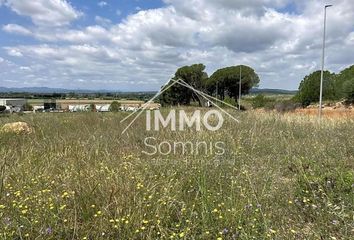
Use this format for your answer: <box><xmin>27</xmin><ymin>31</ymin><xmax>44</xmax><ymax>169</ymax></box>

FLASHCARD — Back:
<box><xmin>238</xmin><ymin>65</ymin><xmax>242</xmax><ymax>110</ymax></box>
<box><xmin>319</xmin><ymin>4</ymin><xmax>332</xmax><ymax>120</ymax></box>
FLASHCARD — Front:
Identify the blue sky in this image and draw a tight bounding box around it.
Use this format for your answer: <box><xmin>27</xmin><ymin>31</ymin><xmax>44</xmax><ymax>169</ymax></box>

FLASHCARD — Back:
<box><xmin>72</xmin><ymin>0</ymin><xmax>165</xmax><ymax>25</ymax></box>
<box><xmin>0</xmin><ymin>1</ymin><xmax>165</xmax><ymax>45</ymax></box>
<box><xmin>0</xmin><ymin>0</ymin><xmax>354</xmax><ymax>91</ymax></box>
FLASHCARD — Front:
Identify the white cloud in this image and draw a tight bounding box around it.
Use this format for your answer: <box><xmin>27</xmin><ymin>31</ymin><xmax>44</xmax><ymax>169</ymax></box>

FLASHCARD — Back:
<box><xmin>4</xmin><ymin>0</ymin><xmax>82</xmax><ymax>26</ymax></box>
<box><xmin>20</xmin><ymin>66</ymin><xmax>31</xmax><ymax>71</ymax></box>
<box><xmin>163</xmin><ymin>0</ymin><xmax>292</xmax><ymax>21</ymax></box>
<box><xmin>116</xmin><ymin>9</ymin><xmax>122</xmax><ymax>16</ymax></box>
<box><xmin>1</xmin><ymin>0</ymin><xmax>354</xmax><ymax>90</ymax></box>
<box><xmin>98</xmin><ymin>1</ymin><xmax>108</xmax><ymax>7</ymax></box>
<box><xmin>346</xmin><ymin>32</ymin><xmax>354</xmax><ymax>45</ymax></box>
<box><xmin>2</xmin><ymin>24</ymin><xmax>111</xmax><ymax>43</ymax></box>
<box><xmin>6</xmin><ymin>48</ymin><xmax>23</xmax><ymax>57</ymax></box>
<box><xmin>109</xmin><ymin>7</ymin><xmax>200</xmax><ymax>50</ymax></box>
<box><xmin>3</xmin><ymin>24</ymin><xmax>32</xmax><ymax>35</ymax></box>
<box><xmin>95</xmin><ymin>16</ymin><xmax>112</xmax><ymax>26</ymax></box>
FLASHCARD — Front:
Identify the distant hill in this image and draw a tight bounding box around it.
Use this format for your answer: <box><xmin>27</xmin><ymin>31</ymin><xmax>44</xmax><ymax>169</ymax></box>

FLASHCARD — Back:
<box><xmin>0</xmin><ymin>86</ymin><xmax>297</xmax><ymax>95</ymax></box>
<box><xmin>0</xmin><ymin>87</ymin><xmax>119</xmax><ymax>94</ymax></box>
<box><xmin>250</xmin><ymin>88</ymin><xmax>297</xmax><ymax>95</ymax></box>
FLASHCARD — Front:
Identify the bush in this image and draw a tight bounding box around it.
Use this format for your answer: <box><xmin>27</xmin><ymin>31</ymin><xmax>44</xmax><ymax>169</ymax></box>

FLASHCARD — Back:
<box><xmin>23</xmin><ymin>103</ymin><xmax>33</xmax><ymax>111</ymax></box>
<box><xmin>264</xmin><ymin>102</ymin><xmax>276</xmax><ymax>111</ymax></box>
<box><xmin>274</xmin><ymin>100</ymin><xmax>300</xmax><ymax>113</ymax></box>
<box><xmin>217</xmin><ymin>96</ymin><xmax>246</xmax><ymax>110</ymax></box>
<box><xmin>109</xmin><ymin>101</ymin><xmax>121</xmax><ymax>112</ymax></box>
<box><xmin>251</xmin><ymin>94</ymin><xmax>273</xmax><ymax>109</ymax></box>
<box><xmin>223</xmin><ymin>96</ymin><xmax>237</xmax><ymax>107</ymax></box>
<box><xmin>89</xmin><ymin>104</ymin><xmax>96</xmax><ymax>112</ymax></box>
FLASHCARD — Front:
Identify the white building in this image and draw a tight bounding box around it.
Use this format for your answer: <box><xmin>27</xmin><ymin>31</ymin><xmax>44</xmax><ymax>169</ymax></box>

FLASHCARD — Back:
<box><xmin>120</xmin><ymin>106</ymin><xmax>139</xmax><ymax>112</ymax></box>
<box><xmin>0</xmin><ymin>99</ymin><xmax>27</xmax><ymax>108</ymax></box>
<box><xmin>33</xmin><ymin>105</ymin><xmax>45</xmax><ymax>112</ymax></box>
<box><xmin>96</xmin><ymin>104</ymin><xmax>110</xmax><ymax>112</ymax></box>
<box><xmin>68</xmin><ymin>105</ymin><xmax>90</xmax><ymax>112</ymax></box>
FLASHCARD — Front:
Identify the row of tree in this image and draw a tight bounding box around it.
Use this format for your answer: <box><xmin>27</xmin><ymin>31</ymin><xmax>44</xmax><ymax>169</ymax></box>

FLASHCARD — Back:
<box><xmin>295</xmin><ymin>65</ymin><xmax>354</xmax><ymax>106</ymax></box>
<box><xmin>160</xmin><ymin>64</ymin><xmax>260</xmax><ymax>106</ymax></box>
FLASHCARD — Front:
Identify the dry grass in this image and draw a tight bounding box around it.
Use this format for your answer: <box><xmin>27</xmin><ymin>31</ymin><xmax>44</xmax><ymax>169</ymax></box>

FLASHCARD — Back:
<box><xmin>0</xmin><ymin>111</ymin><xmax>353</xmax><ymax>239</ymax></box>
<box><xmin>293</xmin><ymin>108</ymin><xmax>354</xmax><ymax>119</ymax></box>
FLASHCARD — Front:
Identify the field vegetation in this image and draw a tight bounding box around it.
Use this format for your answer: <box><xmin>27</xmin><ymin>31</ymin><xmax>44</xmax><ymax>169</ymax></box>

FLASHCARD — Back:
<box><xmin>0</xmin><ymin>111</ymin><xmax>353</xmax><ymax>239</ymax></box>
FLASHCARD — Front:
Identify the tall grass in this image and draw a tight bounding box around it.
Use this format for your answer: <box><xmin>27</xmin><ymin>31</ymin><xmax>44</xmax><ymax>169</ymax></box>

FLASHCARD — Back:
<box><xmin>0</xmin><ymin>111</ymin><xmax>353</xmax><ymax>239</ymax></box>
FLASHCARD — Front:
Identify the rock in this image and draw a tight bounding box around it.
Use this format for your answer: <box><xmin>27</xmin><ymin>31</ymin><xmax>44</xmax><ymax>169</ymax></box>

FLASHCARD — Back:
<box><xmin>335</xmin><ymin>102</ymin><xmax>344</xmax><ymax>108</ymax></box>
<box><xmin>1</xmin><ymin>122</ymin><xmax>34</xmax><ymax>134</ymax></box>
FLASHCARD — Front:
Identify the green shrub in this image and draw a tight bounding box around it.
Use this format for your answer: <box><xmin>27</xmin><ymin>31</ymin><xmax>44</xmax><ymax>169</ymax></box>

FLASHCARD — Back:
<box><xmin>109</xmin><ymin>101</ymin><xmax>121</xmax><ymax>112</ymax></box>
<box><xmin>223</xmin><ymin>96</ymin><xmax>237</xmax><ymax>107</ymax></box>
<box><xmin>251</xmin><ymin>94</ymin><xmax>273</xmax><ymax>109</ymax></box>
<box><xmin>274</xmin><ymin>100</ymin><xmax>300</xmax><ymax>113</ymax></box>
<box><xmin>89</xmin><ymin>104</ymin><xmax>96</xmax><ymax>112</ymax></box>
<box><xmin>23</xmin><ymin>103</ymin><xmax>33</xmax><ymax>111</ymax></box>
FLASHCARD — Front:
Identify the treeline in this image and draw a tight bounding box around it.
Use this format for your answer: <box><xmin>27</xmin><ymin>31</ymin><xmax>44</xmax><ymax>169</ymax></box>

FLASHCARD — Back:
<box><xmin>295</xmin><ymin>65</ymin><xmax>354</xmax><ymax>106</ymax></box>
<box><xmin>0</xmin><ymin>92</ymin><xmax>156</xmax><ymax>102</ymax></box>
<box><xmin>160</xmin><ymin>63</ymin><xmax>260</xmax><ymax>106</ymax></box>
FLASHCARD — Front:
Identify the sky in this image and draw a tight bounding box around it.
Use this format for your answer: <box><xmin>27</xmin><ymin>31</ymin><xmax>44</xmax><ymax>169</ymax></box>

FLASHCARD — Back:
<box><xmin>0</xmin><ymin>0</ymin><xmax>354</xmax><ymax>91</ymax></box>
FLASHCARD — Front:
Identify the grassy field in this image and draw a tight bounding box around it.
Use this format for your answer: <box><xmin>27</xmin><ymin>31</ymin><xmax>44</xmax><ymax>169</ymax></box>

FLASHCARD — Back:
<box><xmin>0</xmin><ymin>111</ymin><xmax>353</xmax><ymax>239</ymax></box>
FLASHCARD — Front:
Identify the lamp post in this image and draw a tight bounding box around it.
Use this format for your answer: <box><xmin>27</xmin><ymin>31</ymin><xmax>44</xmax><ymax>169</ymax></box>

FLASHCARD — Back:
<box><xmin>319</xmin><ymin>4</ymin><xmax>332</xmax><ymax>120</ymax></box>
<box><xmin>238</xmin><ymin>65</ymin><xmax>242</xmax><ymax>110</ymax></box>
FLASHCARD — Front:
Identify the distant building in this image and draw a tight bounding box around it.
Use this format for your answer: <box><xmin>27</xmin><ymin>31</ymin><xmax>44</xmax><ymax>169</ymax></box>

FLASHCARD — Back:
<box><xmin>44</xmin><ymin>99</ymin><xmax>56</xmax><ymax>110</ymax></box>
<box><xmin>56</xmin><ymin>99</ymin><xmax>138</xmax><ymax>110</ymax></box>
<box><xmin>33</xmin><ymin>105</ymin><xmax>45</xmax><ymax>112</ymax></box>
<box><xmin>96</xmin><ymin>104</ymin><xmax>110</xmax><ymax>112</ymax></box>
<box><xmin>120</xmin><ymin>104</ymin><xmax>140</xmax><ymax>112</ymax></box>
<box><xmin>0</xmin><ymin>99</ymin><xmax>27</xmax><ymax>110</ymax></box>
<box><xmin>69</xmin><ymin>105</ymin><xmax>90</xmax><ymax>112</ymax></box>
<box><xmin>119</xmin><ymin>103</ymin><xmax>160</xmax><ymax>112</ymax></box>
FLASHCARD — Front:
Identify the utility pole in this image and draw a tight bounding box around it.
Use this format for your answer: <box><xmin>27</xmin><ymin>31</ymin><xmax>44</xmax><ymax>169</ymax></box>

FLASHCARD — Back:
<box><xmin>319</xmin><ymin>4</ymin><xmax>332</xmax><ymax>120</ymax></box>
<box><xmin>238</xmin><ymin>65</ymin><xmax>242</xmax><ymax>110</ymax></box>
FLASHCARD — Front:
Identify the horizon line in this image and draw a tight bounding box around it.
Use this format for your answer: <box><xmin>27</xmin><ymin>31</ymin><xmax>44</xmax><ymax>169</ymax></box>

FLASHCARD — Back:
<box><xmin>0</xmin><ymin>86</ymin><xmax>299</xmax><ymax>93</ymax></box>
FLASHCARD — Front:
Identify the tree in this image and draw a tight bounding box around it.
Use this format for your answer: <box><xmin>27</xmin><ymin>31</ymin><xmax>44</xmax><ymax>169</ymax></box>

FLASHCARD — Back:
<box><xmin>89</xmin><ymin>104</ymin><xmax>96</xmax><ymax>112</ymax></box>
<box><xmin>160</xmin><ymin>64</ymin><xmax>208</xmax><ymax>106</ymax></box>
<box><xmin>109</xmin><ymin>101</ymin><xmax>121</xmax><ymax>112</ymax></box>
<box><xmin>333</xmin><ymin>65</ymin><xmax>354</xmax><ymax>103</ymax></box>
<box><xmin>342</xmin><ymin>80</ymin><xmax>354</xmax><ymax>103</ymax></box>
<box><xmin>207</xmin><ymin>65</ymin><xmax>260</xmax><ymax>101</ymax></box>
<box><xmin>294</xmin><ymin>70</ymin><xmax>335</xmax><ymax>106</ymax></box>
<box><xmin>23</xmin><ymin>103</ymin><xmax>33</xmax><ymax>111</ymax></box>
